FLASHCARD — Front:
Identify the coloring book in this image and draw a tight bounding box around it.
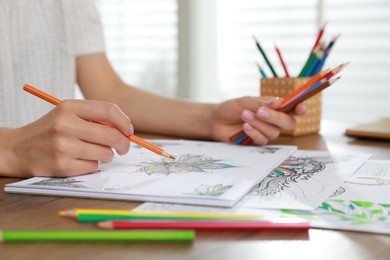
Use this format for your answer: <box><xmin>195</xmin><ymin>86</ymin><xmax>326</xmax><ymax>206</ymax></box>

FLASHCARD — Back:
<box><xmin>5</xmin><ymin>140</ymin><xmax>296</xmax><ymax>207</ymax></box>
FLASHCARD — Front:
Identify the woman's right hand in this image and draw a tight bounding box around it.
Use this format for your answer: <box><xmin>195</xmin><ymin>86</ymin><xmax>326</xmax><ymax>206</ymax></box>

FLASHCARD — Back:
<box><xmin>0</xmin><ymin>100</ymin><xmax>133</xmax><ymax>177</ymax></box>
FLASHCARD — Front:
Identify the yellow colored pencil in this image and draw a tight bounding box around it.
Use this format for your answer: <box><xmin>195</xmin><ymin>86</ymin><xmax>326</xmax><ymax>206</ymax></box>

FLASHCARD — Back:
<box><xmin>59</xmin><ymin>208</ymin><xmax>262</xmax><ymax>220</ymax></box>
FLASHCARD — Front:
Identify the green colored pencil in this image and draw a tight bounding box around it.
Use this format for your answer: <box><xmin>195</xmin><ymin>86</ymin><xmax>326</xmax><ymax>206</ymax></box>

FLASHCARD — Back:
<box><xmin>76</xmin><ymin>213</ymin><xmax>258</xmax><ymax>223</ymax></box>
<box><xmin>253</xmin><ymin>36</ymin><xmax>278</xmax><ymax>77</ymax></box>
<box><xmin>0</xmin><ymin>230</ymin><xmax>195</xmax><ymax>242</ymax></box>
<box><xmin>299</xmin><ymin>42</ymin><xmax>323</xmax><ymax>77</ymax></box>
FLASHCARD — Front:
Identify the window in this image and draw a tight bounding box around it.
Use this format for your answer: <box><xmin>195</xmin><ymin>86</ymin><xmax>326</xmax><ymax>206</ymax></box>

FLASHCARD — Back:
<box><xmin>97</xmin><ymin>0</ymin><xmax>178</xmax><ymax>97</ymax></box>
<box><xmin>216</xmin><ymin>0</ymin><xmax>390</xmax><ymax>123</ymax></box>
<box><xmin>96</xmin><ymin>0</ymin><xmax>389</xmax><ymax>123</ymax></box>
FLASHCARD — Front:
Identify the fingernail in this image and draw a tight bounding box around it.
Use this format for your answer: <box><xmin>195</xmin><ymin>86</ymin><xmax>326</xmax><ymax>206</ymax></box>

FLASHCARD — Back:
<box><xmin>260</xmin><ymin>97</ymin><xmax>276</xmax><ymax>104</ymax></box>
<box><xmin>129</xmin><ymin>124</ymin><xmax>134</xmax><ymax>135</ymax></box>
<box><xmin>257</xmin><ymin>107</ymin><xmax>270</xmax><ymax>119</ymax></box>
<box><xmin>242</xmin><ymin>110</ymin><xmax>255</xmax><ymax>121</ymax></box>
<box><xmin>243</xmin><ymin>123</ymin><xmax>253</xmax><ymax>131</ymax></box>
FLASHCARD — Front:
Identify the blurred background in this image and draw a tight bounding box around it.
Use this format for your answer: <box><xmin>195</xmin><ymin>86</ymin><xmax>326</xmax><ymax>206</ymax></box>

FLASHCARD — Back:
<box><xmin>94</xmin><ymin>0</ymin><xmax>390</xmax><ymax>124</ymax></box>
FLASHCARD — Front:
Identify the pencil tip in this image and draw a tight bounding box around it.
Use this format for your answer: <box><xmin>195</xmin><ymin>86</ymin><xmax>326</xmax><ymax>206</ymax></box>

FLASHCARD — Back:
<box><xmin>162</xmin><ymin>151</ymin><xmax>176</xmax><ymax>161</ymax></box>
<box><xmin>59</xmin><ymin>209</ymin><xmax>77</xmax><ymax>218</ymax></box>
<box><xmin>96</xmin><ymin>221</ymin><xmax>113</xmax><ymax>230</ymax></box>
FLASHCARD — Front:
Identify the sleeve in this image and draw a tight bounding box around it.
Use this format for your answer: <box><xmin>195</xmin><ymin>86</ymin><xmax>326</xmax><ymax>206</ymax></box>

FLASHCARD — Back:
<box><xmin>62</xmin><ymin>0</ymin><xmax>105</xmax><ymax>57</ymax></box>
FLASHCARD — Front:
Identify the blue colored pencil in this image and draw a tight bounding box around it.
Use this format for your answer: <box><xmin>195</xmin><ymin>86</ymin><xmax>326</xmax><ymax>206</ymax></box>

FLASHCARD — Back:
<box><xmin>256</xmin><ymin>62</ymin><xmax>268</xmax><ymax>78</ymax></box>
<box><xmin>305</xmin><ymin>43</ymin><xmax>325</xmax><ymax>76</ymax></box>
<box><xmin>312</xmin><ymin>35</ymin><xmax>340</xmax><ymax>75</ymax></box>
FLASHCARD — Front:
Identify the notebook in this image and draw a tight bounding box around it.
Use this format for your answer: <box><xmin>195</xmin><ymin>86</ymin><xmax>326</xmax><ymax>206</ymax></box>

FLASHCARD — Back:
<box><xmin>5</xmin><ymin>140</ymin><xmax>297</xmax><ymax>207</ymax></box>
<box><xmin>345</xmin><ymin>117</ymin><xmax>390</xmax><ymax>140</ymax></box>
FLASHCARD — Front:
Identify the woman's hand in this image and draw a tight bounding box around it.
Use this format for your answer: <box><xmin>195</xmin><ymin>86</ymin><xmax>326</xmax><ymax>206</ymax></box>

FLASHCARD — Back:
<box><xmin>209</xmin><ymin>96</ymin><xmax>306</xmax><ymax>145</ymax></box>
<box><xmin>0</xmin><ymin>100</ymin><xmax>132</xmax><ymax>177</ymax></box>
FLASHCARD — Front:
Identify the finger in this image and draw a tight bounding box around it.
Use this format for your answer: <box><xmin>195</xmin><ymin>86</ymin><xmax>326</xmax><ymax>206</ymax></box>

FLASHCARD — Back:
<box><xmin>242</xmin><ymin>123</ymin><xmax>269</xmax><ymax>146</ymax></box>
<box><xmin>241</xmin><ymin>109</ymin><xmax>280</xmax><ymax>140</ymax></box>
<box><xmin>58</xmin><ymin>99</ymin><xmax>133</xmax><ymax>137</ymax></box>
<box><xmin>69</xmin><ymin>139</ymin><xmax>115</xmax><ymax>163</ymax></box>
<box><xmin>256</xmin><ymin>106</ymin><xmax>296</xmax><ymax>131</ymax></box>
<box><xmin>293</xmin><ymin>102</ymin><xmax>307</xmax><ymax>115</ymax></box>
<box><xmin>46</xmin><ymin>158</ymin><xmax>98</xmax><ymax>177</ymax></box>
<box><xmin>70</xmin><ymin>120</ymin><xmax>130</xmax><ymax>155</ymax></box>
<box><xmin>64</xmin><ymin>159</ymin><xmax>99</xmax><ymax>177</ymax></box>
<box><xmin>237</xmin><ymin>96</ymin><xmax>278</xmax><ymax>112</ymax></box>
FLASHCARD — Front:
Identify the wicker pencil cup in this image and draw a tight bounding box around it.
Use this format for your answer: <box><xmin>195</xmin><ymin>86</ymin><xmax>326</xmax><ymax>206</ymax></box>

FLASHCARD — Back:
<box><xmin>261</xmin><ymin>77</ymin><xmax>321</xmax><ymax>136</ymax></box>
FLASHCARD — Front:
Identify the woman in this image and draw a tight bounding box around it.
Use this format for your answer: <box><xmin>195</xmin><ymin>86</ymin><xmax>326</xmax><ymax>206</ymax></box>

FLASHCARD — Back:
<box><xmin>0</xmin><ymin>0</ymin><xmax>305</xmax><ymax>177</ymax></box>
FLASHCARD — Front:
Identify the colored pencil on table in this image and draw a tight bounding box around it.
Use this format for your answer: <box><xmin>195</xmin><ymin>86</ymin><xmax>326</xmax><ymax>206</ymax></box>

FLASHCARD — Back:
<box><xmin>96</xmin><ymin>220</ymin><xmax>310</xmax><ymax>231</ymax></box>
<box><xmin>253</xmin><ymin>36</ymin><xmax>278</xmax><ymax>77</ymax></box>
<box><xmin>59</xmin><ymin>209</ymin><xmax>262</xmax><ymax>223</ymax></box>
<box><xmin>275</xmin><ymin>44</ymin><xmax>290</xmax><ymax>77</ymax></box>
<box><xmin>0</xmin><ymin>230</ymin><xmax>195</xmax><ymax>242</ymax></box>
<box><xmin>256</xmin><ymin>62</ymin><xmax>268</xmax><ymax>78</ymax></box>
<box><xmin>23</xmin><ymin>84</ymin><xmax>175</xmax><ymax>160</ymax></box>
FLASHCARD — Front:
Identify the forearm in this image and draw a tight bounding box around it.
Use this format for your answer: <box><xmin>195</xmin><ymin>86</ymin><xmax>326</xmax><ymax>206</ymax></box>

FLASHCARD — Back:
<box><xmin>100</xmin><ymin>83</ymin><xmax>216</xmax><ymax>139</ymax></box>
<box><xmin>77</xmin><ymin>54</ymin><xmax>217</xmax><ymax>139</ymax></box>
<box><xmin>0</xmin><ymin>127</ymin><xmax>21</xmax><ymax>177</ymax></box>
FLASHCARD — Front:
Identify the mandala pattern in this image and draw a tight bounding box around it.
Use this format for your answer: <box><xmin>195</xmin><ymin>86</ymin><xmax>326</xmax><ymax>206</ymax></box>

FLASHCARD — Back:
<box><xmin>250</xmin><ymin>156</ymin><xmax>326</xmax><ymax>196</ymax></box>
<box><xmin>135</xmin><ymin>154</ymin><xmax>237</xmax><ymax>176</ymax></box>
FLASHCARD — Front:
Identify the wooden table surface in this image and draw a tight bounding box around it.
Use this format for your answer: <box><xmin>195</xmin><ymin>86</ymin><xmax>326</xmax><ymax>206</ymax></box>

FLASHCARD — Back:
<box><xmin>1</xmin><ymin>120</ymin><xmax>389</xmax><ymax>260</ymax></box>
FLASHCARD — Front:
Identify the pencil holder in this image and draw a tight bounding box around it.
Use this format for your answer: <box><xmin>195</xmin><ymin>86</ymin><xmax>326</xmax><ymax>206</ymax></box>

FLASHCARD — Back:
<box><xmin>261</xmin><ymin>77</ymin><xmax>321</xmax><ymax>136</ymax></box>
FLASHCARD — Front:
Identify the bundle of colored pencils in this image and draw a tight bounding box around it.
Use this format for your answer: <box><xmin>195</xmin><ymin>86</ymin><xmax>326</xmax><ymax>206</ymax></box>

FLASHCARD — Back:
<box><xmin>230</xmin><ymin>23</ymin><xmax>345</xmax><ymax>145</ymax></box>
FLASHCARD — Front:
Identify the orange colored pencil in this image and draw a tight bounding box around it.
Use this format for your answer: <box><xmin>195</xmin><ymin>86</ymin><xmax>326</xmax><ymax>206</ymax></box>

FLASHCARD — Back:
<box><xmin>23</xmin><ymin>84</ymin><xmax>175</xmax><ymax>159</ymax></box>
<box><xmin>279</xmin><ymin>70</ymin><xmax>328</xmax><ymax>108</ymax></box>
<box><xmin>280</xmin><ymin>62</ymin><xmax>348</xmax><ymax>108</ymax></box>
<box><xmin>278</xmin><ymin>77</ymin><xmax>340</xmax><ymax>113</ymax></box>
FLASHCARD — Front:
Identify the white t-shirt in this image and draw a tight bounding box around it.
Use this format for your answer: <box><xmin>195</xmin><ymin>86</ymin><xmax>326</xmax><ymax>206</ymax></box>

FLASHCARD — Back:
<box><xmin>0</xmin><ymin>0</ymin><xmax>105</xmax><ymax>127</ymax></box>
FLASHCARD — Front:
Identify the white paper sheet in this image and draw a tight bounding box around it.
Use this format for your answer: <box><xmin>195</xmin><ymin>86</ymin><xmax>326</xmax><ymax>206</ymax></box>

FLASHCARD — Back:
<box><xmin>329</xmin><ymin>160</ymin><xmax>390</xmax><ymax>204</ymax></box>
<box><xmin>240</xmin><ymin>150</ymin><xmax>371</xmax><ymax>210</ymax></box>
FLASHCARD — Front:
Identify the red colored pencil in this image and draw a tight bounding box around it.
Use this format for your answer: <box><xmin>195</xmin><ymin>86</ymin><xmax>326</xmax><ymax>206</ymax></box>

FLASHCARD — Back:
<box><xmin>311</xmin><ymin>22</ymin><xmax>327</xmax><ymax>52</ymax></box>
<box><xmin>96</xmin><ymin>220</ymin><xmax>310</xmax><ymax>231</ymax></box>
<box><xmin>275</xmin><ymin>45</ymin><xmax>290</xmax><ymax>77</ymax></box>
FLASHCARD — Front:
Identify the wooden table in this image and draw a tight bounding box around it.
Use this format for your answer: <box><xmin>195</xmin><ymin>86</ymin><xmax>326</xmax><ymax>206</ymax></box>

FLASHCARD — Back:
<box><xmin>1</xmin><ymin>120</ymin><xmax>389</xmax><ymax>260</ymax></box>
